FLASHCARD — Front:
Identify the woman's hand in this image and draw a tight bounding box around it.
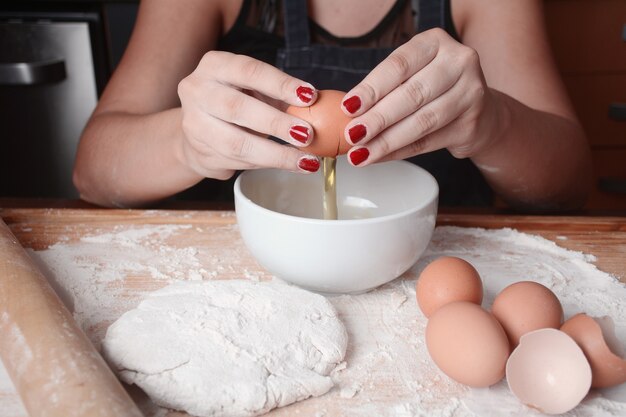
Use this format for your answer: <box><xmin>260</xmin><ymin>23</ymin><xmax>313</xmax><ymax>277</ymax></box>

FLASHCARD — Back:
<box><xmin>177</xmin><ymin>51</ymin><xmax>323</xmax><ymax>179</ymax></box>
<box><xmin>340</xmin><ymin>28</ymin><xmax>504</xmax><ymax>166</ymax></box>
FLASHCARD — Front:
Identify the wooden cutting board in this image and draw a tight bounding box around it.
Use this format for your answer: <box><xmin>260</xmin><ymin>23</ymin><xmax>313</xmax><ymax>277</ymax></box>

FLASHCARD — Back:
<box><xmin>0</xmin><ymin>208</ymin><xmax>625</xmax><ymax>417</ymax></box>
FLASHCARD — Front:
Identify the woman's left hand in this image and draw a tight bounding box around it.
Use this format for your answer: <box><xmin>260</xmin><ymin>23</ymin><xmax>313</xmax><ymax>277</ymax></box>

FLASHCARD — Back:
<box><xmin>341</xmin><ymin>28</ymin><xmax>504</xmax><ymax>166</ymax></box>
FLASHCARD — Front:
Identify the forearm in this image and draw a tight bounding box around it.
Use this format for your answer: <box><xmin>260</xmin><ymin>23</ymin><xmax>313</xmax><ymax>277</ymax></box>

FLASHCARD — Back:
<box><xmin>472</xmin><ymin>90</ymin><xmax>593</xmax><ymax>211</ymax></box>
<box><xmin>73</xmin><ymin>108</ymin><xmax>202</xmax><ymax>207</ymax></box>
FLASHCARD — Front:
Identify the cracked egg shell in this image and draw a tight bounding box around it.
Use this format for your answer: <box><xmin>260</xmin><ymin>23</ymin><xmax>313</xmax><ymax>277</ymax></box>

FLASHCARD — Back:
<box><xmin>561</xmin><ymin>313</ymin><xmax>626</xmax><ymax>388</ymax></box>
<box><xmin>506</xmin><ymin>328</ymin><xmax>591</xmax><ymax>415</ymax></box>
<box><xmin>287</xmin><ymin>90</ymin><xmax>352</xmax><ymax>157</ymax></box>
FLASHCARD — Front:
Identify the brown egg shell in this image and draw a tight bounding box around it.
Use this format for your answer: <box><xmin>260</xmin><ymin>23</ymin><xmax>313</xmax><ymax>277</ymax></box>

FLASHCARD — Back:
<box><xmin>425</xmin><ymin>301</ymin><xmax>510</xmax><ymax>388</ymax></box>
<box><xmin>561</xmin><ymin>313</ymin><xmax>626</xmax><ymax>388</ymax></box>
<box><xmin>415</xmin><ymin>256</ymin><xmax>483</xmax><ymax>318</ymax></box>
<box><xmin>506</xmin><ymin>328</ymin><xmax>592</xmax><ymax>415</ymax></box>
<box><xmin>286</xmin><ymin>90</ymin><xmax>351</xmax><ymax>157</ymax></box>
<box><xmin>491</xmin><ymin>281</ymin><xmax>563</xmax><ymax>347</ymax></box>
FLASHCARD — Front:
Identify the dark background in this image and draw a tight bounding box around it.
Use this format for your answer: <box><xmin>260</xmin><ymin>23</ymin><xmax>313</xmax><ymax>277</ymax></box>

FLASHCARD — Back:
<box><xmin>0</xmin><ymin>0</ymin><xmax>138</xmax><ymax>199</ymax></box>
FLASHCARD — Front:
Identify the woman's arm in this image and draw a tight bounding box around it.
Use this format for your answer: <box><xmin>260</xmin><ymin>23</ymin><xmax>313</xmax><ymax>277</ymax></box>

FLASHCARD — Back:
<box><xmin>74</xmin><ymin>0</ymin><xmax>321</xmax><ymax>207</ymax></box>
<box><xmin>73</xmin><ymin>0</ymin><xmax>220</xmax><ymax>207</ymax></box>
<box><xmin>458</xmin><ymin>0</ymin><xmax>592</xmax><ymax>209</ymax></box>
<box><xmin>340</xmin><ymin>0</ymin><xmax>592</xmax><ymax>210</ymax></box>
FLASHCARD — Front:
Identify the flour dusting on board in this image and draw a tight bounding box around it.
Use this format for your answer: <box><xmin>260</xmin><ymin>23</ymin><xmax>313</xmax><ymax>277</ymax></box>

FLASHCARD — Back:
<box><xmin>27</xmin><ymin>224</ymin><xmax>211</xmax><ymax>347</ymax></box>
<box><xmin>0</xmin><ymin>224</ymin><xmax>625</xmax><ymax>417</ymax></box>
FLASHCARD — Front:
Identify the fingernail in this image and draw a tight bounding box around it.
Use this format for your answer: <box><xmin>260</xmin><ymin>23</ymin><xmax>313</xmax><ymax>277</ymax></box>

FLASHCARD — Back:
<box><xmin>298</xmin><ymin>156</ymin><xmax>320</xmax><ymax>172</ymax></box>
<box><xmin>348</xmin><ymin>124</ymin><xmax>366</xmax><ymax>144</ymax></box>
<box><xmin>349</xmin><ymin>147</ymin><xmax>369</xmax><ymax>166</ymax></box>
<box><xmin>342</xmin><ymin>95</ymin><xmax>361</xmax><ymax>114</ymax></box>
<box><xmin>296</xmin><ymin>86</ymin><xmax>315</xmax><ymax>104</ymax></box>
<box><xmin>289</xmin><ymin>125</ymin><xmax>310</xmax><ymax>144</ymax></box>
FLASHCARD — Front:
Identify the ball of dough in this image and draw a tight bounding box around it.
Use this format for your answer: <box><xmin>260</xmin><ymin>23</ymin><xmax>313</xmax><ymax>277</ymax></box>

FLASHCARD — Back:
<box><xmin>102</xmin><ymin>280</ymin><xmax>348</xmax><ymax>417</ymax></box>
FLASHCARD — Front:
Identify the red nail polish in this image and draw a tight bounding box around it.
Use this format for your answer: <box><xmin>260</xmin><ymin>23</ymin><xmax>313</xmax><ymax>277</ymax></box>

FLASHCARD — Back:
<box><xmin>289</xmin><ymin>125</ymin><xmax>310</xmax><ymax>144</ymax></box>
<box><xmin>298</xmin><ymin>157</ymin><xmax>320</xmax><ymax>172</ymax></box>
<box><xmin>343</xmin><ymin>95</ymin><xmax>361</xmax><ymax>114</ymax></box>
<box><xmin>348</xmin><ymin>124</ymin><xmax>366</xmax><ymax>144</ymax></box>
<box><xmin>296</xmin><ymin>86</ymin><xmax>315</xmax><ymax>104</ymax></box>
<box><xmin>349</xmin><ymin>148</ymin><xmax>369</xmax><ymax>166</ymax></box>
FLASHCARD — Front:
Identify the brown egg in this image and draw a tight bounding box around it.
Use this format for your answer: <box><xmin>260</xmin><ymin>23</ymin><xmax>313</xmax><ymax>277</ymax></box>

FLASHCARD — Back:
<box><xmin>491</xmin><ymin>281</ymin><xmax>563</xmax><ymax>347</ymax></box>
<box><xmin>415</xmin><ymin>256</ymin><xmax>483</xmax><ymax>318</ymax></box>
<box><xmin>561</xmin><ymin>313</ymin><xmax>626</xmax><ymax>388</ymax></box>
<box><xmin>426</xmin><ymin>301</ymin><xmax>510</xmax><ymax>387</ymax></box>
<box><xmin>286</xmin><ymin>90</ymin><xmax>352</xmax><ymax>157</ymax></box>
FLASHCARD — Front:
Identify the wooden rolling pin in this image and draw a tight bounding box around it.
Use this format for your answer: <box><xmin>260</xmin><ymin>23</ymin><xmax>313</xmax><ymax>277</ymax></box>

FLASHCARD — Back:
<box><xmin>0</xmin><ymin>219</ymin><xmax>144</xmax><ymax>417</ymax></box>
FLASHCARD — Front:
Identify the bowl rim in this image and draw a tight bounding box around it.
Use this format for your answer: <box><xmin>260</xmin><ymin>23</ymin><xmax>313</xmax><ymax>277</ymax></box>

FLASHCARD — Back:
<box><xmin>234</xmin><ymin>160</ymin><xmax>439</xmax><ymax>225</ymax></box>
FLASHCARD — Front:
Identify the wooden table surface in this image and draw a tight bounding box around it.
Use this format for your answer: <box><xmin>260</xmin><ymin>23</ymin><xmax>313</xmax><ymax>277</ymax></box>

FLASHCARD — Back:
<box><xmin>0</xmin><ymin>208</ymin><xmax>625</xmax><ymax>417</ymax></box>
<box><xmin>2</xmin><ymin>208</ymin><xmax>624</xmax><ymax>282</ymax></box>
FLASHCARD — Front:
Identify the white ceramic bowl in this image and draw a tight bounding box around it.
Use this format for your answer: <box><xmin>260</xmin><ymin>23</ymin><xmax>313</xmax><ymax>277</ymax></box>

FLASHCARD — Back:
<box><xmin>234</xmin><ymin>157</ymin><xmax>438</xmax><ymax>294</ymax></box>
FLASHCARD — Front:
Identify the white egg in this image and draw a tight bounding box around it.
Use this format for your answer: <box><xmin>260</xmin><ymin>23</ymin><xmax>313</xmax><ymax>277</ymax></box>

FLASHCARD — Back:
<box><xmin>506</xmin><ymin>328</ymin><xmax>592</xmax><ymax>415</ymax></box>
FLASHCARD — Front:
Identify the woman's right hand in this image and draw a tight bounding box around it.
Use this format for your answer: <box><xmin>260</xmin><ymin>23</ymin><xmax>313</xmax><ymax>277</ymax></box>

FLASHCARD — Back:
<box><xmin>177</xmin><ymin>51</ymin><xmax>322</xmax><ymax>180</ymax></box>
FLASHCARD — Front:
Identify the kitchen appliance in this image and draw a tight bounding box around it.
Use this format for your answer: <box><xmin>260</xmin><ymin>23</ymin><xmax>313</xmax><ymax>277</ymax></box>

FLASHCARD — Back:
<box><xmin>0</xmin><ymin>9</ymin><xmax>106</xmax><ymax>198</ymax></box>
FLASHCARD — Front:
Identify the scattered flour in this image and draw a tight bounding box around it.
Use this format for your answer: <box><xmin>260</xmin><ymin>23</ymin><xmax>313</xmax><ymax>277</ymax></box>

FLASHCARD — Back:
<box><xmin>1</xmin><ymin>224</ymin><xmax>625</xmax><ymax>417</ymax></box>
<box><xmin>0</xmin><ymin>361</ymin><xmax>27</xmax><ymax>417</ymax></box>
<box><xmin>102</xmin><ymin>280</ymin><xmax>348</xmax><ymax>417</ymax></box>
<box><xmin>26</xmin><ymin>224</ymin><xmax>211</xmax><ymax>347</ymax></box>
<box><xmin>339</xmin><ymin>383</ymin><xmax>362</xmax><ymax>399</ymax></box>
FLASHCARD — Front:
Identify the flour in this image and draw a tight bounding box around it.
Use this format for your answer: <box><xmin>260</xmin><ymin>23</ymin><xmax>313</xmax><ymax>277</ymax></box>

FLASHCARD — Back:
<box><xmin>0</xmin><ymin>362</ymin><xmax>27</xmax><ymax>417</ymax></box>
<box><xmin>101</xmin><ymin>280</ymin><xmax>348</xmax><ymax>417</ymax></box>
<box><xmin>1</xmin><ymin>223</ymin><xmax>625</xmax><ymax>417</ymax></box>
<box><xmin>26</xmin><ymin>224</ymin><xmax>212</xmax><ymax>347</ymax></box>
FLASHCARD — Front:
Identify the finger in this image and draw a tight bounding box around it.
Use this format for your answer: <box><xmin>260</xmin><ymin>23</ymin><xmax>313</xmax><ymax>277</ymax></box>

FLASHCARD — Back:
<box><xmin>378</xmin><ymin>125</ymin><xmax>456</xmax><ymax>162</ymax></box>
<box><xmin>192</xmin><ymin>113</ymin><xmax>321</xmax><ymax>173</ymax></box>
<box><xmin>347</xmin><ymin>81</ymin><xmax>472</xmax><ymax>166</ymax></box>
<box><xmin>343</xmin><ymin>54</ymin><xmax>462</xmax><ymax>146</ymax></box>
<box><xmin>202</xmin><ymin>85</ymin><xmax>315</xmax><ymax>147</ymax></box>
<box><xmin>341</xmin><ymin>29</ymin><xmax>445</xmax><ymax>116</ymax></box>
<box><xmin>206</xmin><ymin>51</ymin><xmax>318</xmax><ymax>106</ymax></box>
